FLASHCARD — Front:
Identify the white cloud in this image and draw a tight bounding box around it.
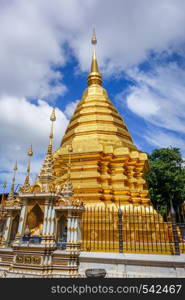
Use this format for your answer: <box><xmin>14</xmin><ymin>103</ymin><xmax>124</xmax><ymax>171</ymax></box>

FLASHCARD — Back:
<box><xmin>69</xmin><ymin>0</ymin><xmax>185</xmax><ymax>73</ymax></box>
<box><xmin>125</xmin><ymin>63</ymin><xmax>185</xmax><ymax>134</ymax></box>
<box><xmin>64</xmin><ymin>100</ymin><xmax>79</xmax><ymax>119</ymax></box>
<box><xmin>144</xmin><ymin>129</ymin><xmax>185</xmax><ymax>152</ymax></box>
<box><xmin>1</xmin><ymin>0</ymin><xmax>185</xmax><ymax>100</ymax></box>
<box><xmin>126</xmin><ymin>86</ymin><xmax>160</xmax><ymax>117</ymax></box>
<box><xmin>0</xmin><ymin>0</ymin><xmax>67</xmax><ymax>99</ymax></box>
<box><xmin>0</xmin><ymin>96</ymin><xmax>68</xmax><ymax>186</ymax></box>
<box><xmin>113</xmin><ymin>61</ymin><xmax>185</xmax><ymax>155</ymax></box>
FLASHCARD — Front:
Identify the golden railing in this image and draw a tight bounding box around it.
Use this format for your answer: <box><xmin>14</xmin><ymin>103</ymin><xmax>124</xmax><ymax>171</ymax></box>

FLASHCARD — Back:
<box><xmin>81</xmin><ymin>206</ymin><xmax>185</xmax><ymax>255</ymax></box>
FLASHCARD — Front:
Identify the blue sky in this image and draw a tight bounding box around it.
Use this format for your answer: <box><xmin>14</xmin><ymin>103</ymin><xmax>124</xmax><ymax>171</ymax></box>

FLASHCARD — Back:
<box><xmin>0</xmin><ymin>0</ymin><xmax>185</xmax><ymax>191</ymax></box>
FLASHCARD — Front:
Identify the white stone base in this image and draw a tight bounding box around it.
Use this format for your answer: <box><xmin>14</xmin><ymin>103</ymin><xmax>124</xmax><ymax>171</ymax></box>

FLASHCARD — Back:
<box><xmin>79</xmin><ymin>252</ymin><xmax>185</xmax><ymax>278</ymax></box>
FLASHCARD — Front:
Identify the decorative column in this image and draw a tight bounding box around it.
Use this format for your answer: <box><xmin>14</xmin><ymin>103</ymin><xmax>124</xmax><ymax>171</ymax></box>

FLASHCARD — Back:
<box><xmin>49</xmin><ymin>206</ymin><xmax>55</xmax><ymax>235</ymax></box>
<box><xmin>66</xmin><ymin>210</ymin><xmax>83</xmax><ymax>251</ymax></box>
<box><xmin>42</xmin><ymin>199</ymin><xmax>55</xmax><ymax>247</ymax></box>
<box><xmin>2</xmin><ymin>212</ymin><xmax>13</xmax><ymax>247</ymax></box>
<box><xmin>77</xmin><ymin>214</ymin><xmax>82</xmax><ymax>243</ymax></box>
<box><xmin>41</xmin><ymin>199</ymin><xmax>50</xmax><ymax>244</ymax></box>
<box><xmin>70</xmin><ymin>217</ymin><xmax>75</xmax><ymax>243</ymax></box>
<box><xmin>14</xmin><ymin>201</ymin><xmax>27</xmax><ymax>244</ymax></box>
<box><xmin>48</xmin><ymin>205</ymin><xmax>56</xmax><ymax>248</ymax></box>
<box><xmin>46</xmin><ymin>203</ymin><xmax>52</xmax><ymax>236</ymax></box>
<box><xmin>66</xmin><ymin>212</ymin><xmax>72</xmax><ymax>249</ymax></box>
<box><xmin>42</xmin><ymin>200</ymin><xmax>49</xmax><ymax>235</ymax></box>
<box><xmin>73</xmin><ymin>217</ymin><xmax>78</xmax><ymax>243</ymax></box>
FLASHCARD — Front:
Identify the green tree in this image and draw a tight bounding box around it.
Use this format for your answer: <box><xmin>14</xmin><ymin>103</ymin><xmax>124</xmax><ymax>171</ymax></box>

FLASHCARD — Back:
<box><xmin>146</xmin><ymin>147</ymin><xmax>185</xmax><ymax>215</ymax></box>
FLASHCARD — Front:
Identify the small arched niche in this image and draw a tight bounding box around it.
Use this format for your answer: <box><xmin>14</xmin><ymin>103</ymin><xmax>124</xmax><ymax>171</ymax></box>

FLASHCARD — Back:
<box><xmin>57</xmin><ymin>214</ymin><xmax>67</xmax><ymax>249</ymax></box>
<box><xmin>26</xmin><ymin>204</ymin><xmax>44</xmax><ymax>236</ymax></box>
<box><xmin>10</xmin><ymin>214</ymin><xmax>19</xmax><ymax>243</ymax></box>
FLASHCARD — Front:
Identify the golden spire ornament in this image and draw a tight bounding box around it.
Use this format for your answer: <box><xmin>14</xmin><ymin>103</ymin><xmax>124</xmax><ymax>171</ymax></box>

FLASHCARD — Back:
<box><xmin>48</xmin><ymin>107</ymin><xmax>56</xmax><ymax>155</ymax></box>
<box><xmin>50</xmin><ymin>107</ymin><xmax>56</xmax><ymax>122</ymax></box>
<box><xmin>23</xmin><ymin>145</ymin><xmax>33</xmax><ymax>187</ymax></box>
<box><xmin>88</xmin><ymin>29</ymin><xmax>102</xmax><ymax>86</ymax></box>
<box><xmin>91</xmin><ymin>28</ymin><xmax>97</xmax><ymax>45</ymax></box>
<box><xmin>38</xmin><ymin>107</ymin><xmax>56</xmax><ymax>182</ymax></box>
<box><xmin>28</xmin><ymin>144</ymin><xmax>33</xmax><ymax>157</ymax></box>
<box><xmin>8</xmin><ymin>161</ymin><xmax>18</xmax><ymax>201</ymax></box>
<box><xmin>14</xmin><ymin>161</ymin><xmax>18</xmax><ymax>172</ymax></box>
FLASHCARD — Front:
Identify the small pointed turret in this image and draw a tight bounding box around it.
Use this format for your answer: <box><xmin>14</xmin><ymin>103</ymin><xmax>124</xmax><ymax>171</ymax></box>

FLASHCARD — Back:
<box><xmin>23</xmin><ymin>145</ymin><xmax>33</xmax><ymax>187</ymax></box>
<box><xmin>8</xmin><ymin>162</ymin><xmax>18</xmax><ymax>201</ymax></box>
<box><xmin>39</xmin><ymin>107</ymin><xmax>56</xmax><ymax>182</ymax></box>
<box><xmin>88</xmin><ymin>29</ymin><xmax>102</xmax><ymax>86</ymax></box>
<box><xmin>48</xmin><ymin>107</ymin><xmax>56</xmax><ymax>155</ymax></box>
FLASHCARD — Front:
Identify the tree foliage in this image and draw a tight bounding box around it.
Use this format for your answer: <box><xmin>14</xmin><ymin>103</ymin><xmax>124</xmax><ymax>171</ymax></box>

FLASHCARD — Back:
<box><xmin>146</xmin><ymin>147</ymin><xmax>185</xmax><ymax>214</ymax></box>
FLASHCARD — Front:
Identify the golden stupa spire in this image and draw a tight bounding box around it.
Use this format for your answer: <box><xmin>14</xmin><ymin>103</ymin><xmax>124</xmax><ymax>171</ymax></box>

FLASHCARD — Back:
<box><xmin>48</xmin><ymin>107</ymin><xmax>56</xmax><ymax>155</ymax></box>
<box><xmin>23</xmin><ymin>145</ymin><xmax>33</xmax><ymax>187</ymax></box>
<box><xmin>38</xmin><ymin>107</ymin><xmax>56</xmax><ymax>182</ymax></box>
<box><xmin>88</xmin><ymin>29</ymin><xmax>102</xmax><ymax>86</ymax></box>
<box><xmin>8</xmin><ymin>161</ymin><xmax>18</xmax><ymax>200</ymax></box>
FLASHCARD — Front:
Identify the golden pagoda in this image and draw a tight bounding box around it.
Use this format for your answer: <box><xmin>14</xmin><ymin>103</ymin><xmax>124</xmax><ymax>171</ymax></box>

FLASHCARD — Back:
<box><xmin>51</xmin><ymin>31</ymin><xmax>181</xmax><ymax>256</ymax></box>
<box><xmin>53</xmin><ymin>32</ymin><xmax>148</xmax><ymax>205</ymax></box>
<box><xmin>0</xmin><ymin>31</ymin><xmax>184</xmax><ymax>278</ymax></box>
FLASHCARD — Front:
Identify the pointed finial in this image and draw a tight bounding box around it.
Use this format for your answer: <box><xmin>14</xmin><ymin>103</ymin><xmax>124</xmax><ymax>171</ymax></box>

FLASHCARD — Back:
<box><xmin>47</xmin><ymin>107</ymin><xmax>56</xmax><ymax>154</ymax></box>
<box><xmin>50</xmin><ymin>107</ymin><xmax>56</xmax><ymax>122</ymax></box>
<box><xmin>14</xmin><ymin>161</ymin><xmax>18</xmax><ymax>172</ymax></box>
<box><xmin>28</xmin><ymin>144</ymin><xmax>33</xmax><ymax>157</ymax></box>
<box><xmin>38</xmin><ymin>107</ymin><xmax>56</xmax><ymax>182</ymax></box>
<box><xmin>8</xmin><ymin>161</ymin><xmax>18</xmax><ymax>200</ymax></box>
<box><xmin>91</xmin><ymin>28</ymin><xmax>97</xmax><ymax>45</ymax></box>
<box><xmin>88</xmin><ymin>29</ymin><xmax>102</xmax><ymax>86</ymax></box>
<box><xmin>23</xmin><ymin>145</ymin><xmax>33</xmax><ymax>187</ymax></box>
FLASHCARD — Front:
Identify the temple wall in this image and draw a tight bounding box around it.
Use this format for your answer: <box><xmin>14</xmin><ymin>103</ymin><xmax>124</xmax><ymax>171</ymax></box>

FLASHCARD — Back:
<box><xmin>1</xmin><ymin>250</ymin><xmax>185</xmax><ymax>278</ymax></box>
<box><xmin>78</xmin><ymin>252</ymin><xmax>185</xmax><ymax>278</ymax></box>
